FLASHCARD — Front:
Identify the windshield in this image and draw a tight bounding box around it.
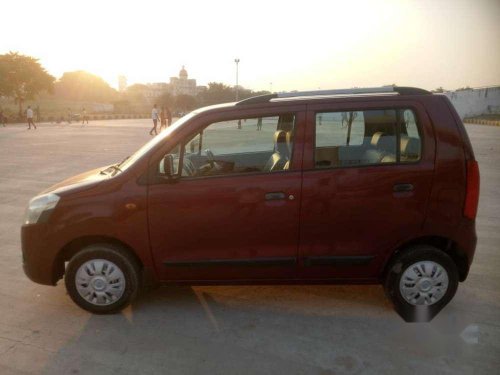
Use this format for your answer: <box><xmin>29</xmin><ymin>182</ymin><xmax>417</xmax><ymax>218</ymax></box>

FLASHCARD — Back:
<box><xmin>118</xmin><ymin>112</ymin><xmax>196</xmax><ymax>171</ymax></box>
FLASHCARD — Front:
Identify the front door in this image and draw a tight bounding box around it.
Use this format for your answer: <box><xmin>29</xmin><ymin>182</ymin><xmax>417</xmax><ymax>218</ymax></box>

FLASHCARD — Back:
<box><xmin>299</xmin><ymin>101</ymin><xmax>435</xmax><ymax>280</ymax></box>
<box><xmin>148</xmin><ymin>108</ymin><xmax>306</xmax><ymax>281</ymax></box>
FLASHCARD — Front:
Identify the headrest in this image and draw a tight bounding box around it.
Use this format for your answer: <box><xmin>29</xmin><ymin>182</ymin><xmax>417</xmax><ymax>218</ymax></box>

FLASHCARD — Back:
<box><xmin>371</xmin><ymin>132</ymin><xmax>396</xmax><ymax>154</ymax></box>
<box><xmin>274</xmin><ymin>130</ymin><xmax>287</xmax><ymax>143</ymax></box>
<box><xmin>401</xmin><ymin>137</ymin><xmax>420</xmax><ymax>158</ymax></box>
<box><xmin>371</xmin><ymin>132</ymin><xmax>385</xmax><ymax>146</ymax></box>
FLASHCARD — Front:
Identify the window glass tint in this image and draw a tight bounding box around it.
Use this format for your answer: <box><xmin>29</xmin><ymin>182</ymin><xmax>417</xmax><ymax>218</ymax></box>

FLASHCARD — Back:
<box><xmin>203</xmin><ymin>117</ymin><xmax>279</xmax><ymax>154</ymax></box>
<box><xmin>160</xmin><ymin>114</ymin><xmax>295</xmax><ymax>178</ymax></box>
<box><xmin>315</xmin><ymin>112</ymin><xmax>364</xmax><ymax>148</ymax></box>
<box><xmin>315</xmin><ymin>108</ymin><xmax>420</xmax><ymax>168</ymax></box>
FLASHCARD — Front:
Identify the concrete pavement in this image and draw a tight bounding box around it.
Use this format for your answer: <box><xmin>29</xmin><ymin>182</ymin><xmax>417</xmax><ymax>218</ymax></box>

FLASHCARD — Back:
<box><xmin>0</xmin><ymin>119</ymin><xmax>499</xmax><ymax>374</ymax></box>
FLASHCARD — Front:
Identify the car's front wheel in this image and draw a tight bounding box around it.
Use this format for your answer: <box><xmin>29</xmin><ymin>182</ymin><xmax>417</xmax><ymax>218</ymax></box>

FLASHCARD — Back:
<box><xmin>384</xmin><ymin>245</ymin><xmax>459</xmax><ymax>322</ymax></box>
<box><xmin>65</xmin><ymin>244</ymin><xmax>140</xmax><ymax>314</ymax></box>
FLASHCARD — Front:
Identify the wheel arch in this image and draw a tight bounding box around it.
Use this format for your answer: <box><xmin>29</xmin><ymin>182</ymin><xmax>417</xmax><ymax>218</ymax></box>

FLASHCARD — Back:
<box><xmin>52</xmin><ymin>235</ymin><xmax>145</xmax><ymax>284</ymax></box>
<box><xmin>381</xmin><ymin>235</ymin><xmax>470</xmax><ymax>282</ymax></box>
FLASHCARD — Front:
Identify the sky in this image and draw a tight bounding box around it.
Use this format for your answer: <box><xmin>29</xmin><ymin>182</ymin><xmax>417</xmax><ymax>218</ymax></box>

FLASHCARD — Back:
<box><xmin>1</xmin><ymin>0</ymin><xmax>499</xmax><ymax>92</ymax></box>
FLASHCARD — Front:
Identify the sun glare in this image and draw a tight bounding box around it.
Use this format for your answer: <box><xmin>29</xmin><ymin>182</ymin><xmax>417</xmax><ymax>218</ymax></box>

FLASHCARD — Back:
<box><xmin>1</xmin><ymin>0</ymin><xmax>499</xmax><ymax>91</ymax></box>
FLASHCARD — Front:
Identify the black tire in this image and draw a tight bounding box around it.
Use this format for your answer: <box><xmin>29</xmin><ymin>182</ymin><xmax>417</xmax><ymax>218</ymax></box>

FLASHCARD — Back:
<box><xmin>65</xmin><ymin>244</ymin><xmax>141</xmax><ymax>314</ymax></box>
<box><xmin>384</xmin><ymin>245</ymin><xmax>459</xmax><ymax>322</ymax></box>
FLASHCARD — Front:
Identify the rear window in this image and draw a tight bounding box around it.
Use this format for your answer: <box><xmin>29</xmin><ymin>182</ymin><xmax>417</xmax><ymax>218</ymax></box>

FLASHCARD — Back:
<box><xmin>315</xmin><ymin>108</ymin><xmax>421</xmax><ymax>168</ymax></box>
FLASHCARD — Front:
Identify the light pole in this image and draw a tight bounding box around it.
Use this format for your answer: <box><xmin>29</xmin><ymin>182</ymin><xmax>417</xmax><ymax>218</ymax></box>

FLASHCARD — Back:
<box><xmin>270</xmin><ymin>82</ymin><xmax>273</xmax><ymax>93</ymax></box>
<box><xmin>234</xmin><ymin>58</ymin><xmax>240</xmax><ymax>101</ymax></box>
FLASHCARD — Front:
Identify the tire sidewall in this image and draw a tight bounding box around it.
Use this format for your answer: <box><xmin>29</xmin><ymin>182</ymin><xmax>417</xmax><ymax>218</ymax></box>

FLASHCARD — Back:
<box><xmin>65</xmin><ymin>244</ymin><xmax>140</xmax><ymax>314</ymax></box>
<box><xmin>385</xmin><ymin>246</ymin><xmax>459</xmax><ymax>322</ymax></box>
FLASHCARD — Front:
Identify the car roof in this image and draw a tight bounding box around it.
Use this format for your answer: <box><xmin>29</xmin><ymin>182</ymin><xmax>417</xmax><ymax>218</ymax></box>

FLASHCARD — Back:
<box><xmin>237</xmin><ymin>86</ymin><xmax>431</xmax><ymax>106</ymax></box>
<box><xmin>192</xmin><ymin>86</ymin><xmax>432</xmax><ymax>116</ymax></box>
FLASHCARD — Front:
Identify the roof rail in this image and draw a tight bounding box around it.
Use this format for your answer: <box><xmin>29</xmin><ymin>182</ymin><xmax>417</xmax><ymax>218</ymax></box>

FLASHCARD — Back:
<box><xmin>236</xmin><ymin>86</ymin><xmax>431</xmax><ymax>105</ymax></box>
<box><xmin>236</xmin><ymin>93</ymin><xmax>278</xmax><ymax>105</ymax></box>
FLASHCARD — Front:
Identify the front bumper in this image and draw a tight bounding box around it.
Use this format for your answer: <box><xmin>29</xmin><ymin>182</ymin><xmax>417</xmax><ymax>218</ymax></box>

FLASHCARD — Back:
<box><xmin>21</xmin><ymin>223</ymin><xmax>59</xmax><ymax>285</ymax></box>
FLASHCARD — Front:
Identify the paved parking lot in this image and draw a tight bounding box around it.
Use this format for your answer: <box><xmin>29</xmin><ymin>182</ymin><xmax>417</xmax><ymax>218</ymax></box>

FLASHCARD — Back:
<box><xmin>0</xmin><ymin>119</ymin><xmax>499</xmax><ymax>374</ymax></box>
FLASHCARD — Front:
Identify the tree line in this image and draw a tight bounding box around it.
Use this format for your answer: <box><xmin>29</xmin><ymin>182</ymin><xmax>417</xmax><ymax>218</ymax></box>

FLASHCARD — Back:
<box><xmin>140</xmin><ymin>83</ymin><xmax>270</xmax><ymax>114</ymax></box>
<box><xmin>0</xmin><ymin>52</ymin><xmax>270</xmax><ymax>117</ymax></box>
<box><xmin>0</xmin><ymin>52</ymin><xmax>54</xmax><ymax>116</ymax></box>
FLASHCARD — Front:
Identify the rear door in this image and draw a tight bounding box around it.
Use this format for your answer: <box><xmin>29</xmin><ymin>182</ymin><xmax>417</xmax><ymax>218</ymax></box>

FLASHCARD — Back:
<box><xmin>299</xmin><ymin>100</ymin><xmax>435</xmax><ymax>280</ymax></box>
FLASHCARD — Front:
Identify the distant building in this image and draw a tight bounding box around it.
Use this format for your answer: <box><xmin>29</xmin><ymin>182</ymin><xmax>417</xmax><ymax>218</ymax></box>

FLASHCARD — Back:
<box><xmin>143</xmin><ymin>83</ymin><xmax>168</xmax><ymax>98</ymax></box>
<box><xmin>130</xmin><ymin>66</ymin><xmax>206</xmax><ymax>101</ymax></box>
<box><xmin>118</xmin><ymin>75</ymin><xmax>127</xmax><ymax>92</ymax></box>
<box><xmin>168</xmin><ymin>66</ymin><xmax>206</xmax><ymax>96</ymax></box>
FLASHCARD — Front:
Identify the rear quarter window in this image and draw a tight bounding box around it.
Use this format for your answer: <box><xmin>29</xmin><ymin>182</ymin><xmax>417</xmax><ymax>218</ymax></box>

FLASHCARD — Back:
<box><xmin>314</xmin><ymin>108</ymin><xmax>422</xmax><ymax>168</ymax></box>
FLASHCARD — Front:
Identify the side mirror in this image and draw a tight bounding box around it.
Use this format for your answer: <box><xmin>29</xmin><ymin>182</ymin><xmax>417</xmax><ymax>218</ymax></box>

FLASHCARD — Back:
<box><xmin>163</xmin><ymin>154</ymin><xmax>175</xmax><ymax>177</ymax></box>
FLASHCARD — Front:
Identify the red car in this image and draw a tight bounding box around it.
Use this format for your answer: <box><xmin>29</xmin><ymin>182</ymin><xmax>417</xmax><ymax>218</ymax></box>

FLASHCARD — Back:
<box><xmin>21</xmin><ymin>86</ymin><xmax>479</xmax><ymax>321</ymax></box>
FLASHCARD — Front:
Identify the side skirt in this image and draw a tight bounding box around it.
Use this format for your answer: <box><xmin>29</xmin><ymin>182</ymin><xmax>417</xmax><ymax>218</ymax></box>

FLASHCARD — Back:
<box><xmin>303</xmin><ymin>255</ymin><xmax>375</xmax><ymax>266</ymax></box>
<box><xmin>163</xmin><ymin>257</ymin><xmax>296</xmax><ymax>268</ymax></box>
<box><xmin>157</xmin><ymin>278</ymin><xmax>380</xmax><ymax>286</ymax></box>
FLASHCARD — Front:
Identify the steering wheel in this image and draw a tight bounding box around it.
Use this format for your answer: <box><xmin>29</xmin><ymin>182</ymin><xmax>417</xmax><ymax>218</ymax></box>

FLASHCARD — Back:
<box><xmin>182</xmin><ymin>157</ymin><xmax>196</xmax><ymax>176</ymax></box>
<box><xmin>205</xmin><ymin>149</ymin><xmax>215</xmax><ymax>167</ymax></box>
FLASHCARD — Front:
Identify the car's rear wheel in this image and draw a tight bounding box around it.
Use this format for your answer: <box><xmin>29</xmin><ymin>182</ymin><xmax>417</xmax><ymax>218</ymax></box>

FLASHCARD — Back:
<box><xmin>65</xmin><ymin>244</ymin><xmax>140</xmax><ymax>314</ymax></box>
<box><xmin>384</xmin><ymin>245</ymin><xmax>459</xmax><ymax>322</ymax></box>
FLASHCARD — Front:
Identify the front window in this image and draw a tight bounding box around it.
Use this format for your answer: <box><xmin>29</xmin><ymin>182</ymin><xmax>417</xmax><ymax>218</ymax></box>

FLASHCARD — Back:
<box><xmin>119</xmin><ymin>112</ymin><xmax>196</xmax><ymax>172</ymax></box>
<box><xmin>159</xmin><ymin>114</ymin><xmax>296</xmax><ymax>178</ymax></box>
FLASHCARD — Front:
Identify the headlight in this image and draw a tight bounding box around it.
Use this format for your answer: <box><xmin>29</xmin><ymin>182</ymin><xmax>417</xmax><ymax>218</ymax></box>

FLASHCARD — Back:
<box><xmin>23</xmin><ymin>193</ymin><xmax>60</xmax><ymax>225</ymax></box>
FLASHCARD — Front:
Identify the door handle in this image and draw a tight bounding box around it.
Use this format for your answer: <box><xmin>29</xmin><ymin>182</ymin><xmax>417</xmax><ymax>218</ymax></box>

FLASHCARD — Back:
<box><xmin>393</xmin><ymin>183</ymin><xmax>414</xmax><ymax>193</ymax></box>
<box><xmin>265</xmin><ymin>192</ymin><xmax>286</xmax><ymax>201</ymax></box>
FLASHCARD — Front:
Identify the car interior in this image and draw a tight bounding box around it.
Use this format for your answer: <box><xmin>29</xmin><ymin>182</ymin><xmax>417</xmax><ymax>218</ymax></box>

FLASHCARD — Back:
<box><xmin>160</xmin><ymin>114</ymin><xmax>296</xmax><ymax>178</ymax></box>
<box><xmin>315</xmin><ymin>109</ymin><xmax>421</xmax><ymax>168</ymax></box>
<box><xmin>159</xmin><ymin>109</ymin><xmax>421</xmax><ymax>177</ymax></box>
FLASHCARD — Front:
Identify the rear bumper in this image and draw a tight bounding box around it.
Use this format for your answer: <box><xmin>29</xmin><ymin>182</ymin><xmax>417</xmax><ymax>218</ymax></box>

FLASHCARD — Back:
<box><xmin>455</xmin><ymin>219</ymin><xmax>477</xmax><ymax>281</ymax></box>
<box><xmin>21</xmin><ymin>224</ymin><xmax>59</xmax><ymax>286</ymax></box>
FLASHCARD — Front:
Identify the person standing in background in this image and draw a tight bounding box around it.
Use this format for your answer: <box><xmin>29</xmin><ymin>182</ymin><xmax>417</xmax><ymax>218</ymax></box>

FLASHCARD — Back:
<box><xmin>160</xmin><ymin>106</ymin><xmax>167</xmax><ymax>131</ymax></box>
<box><xmin>82</xmin><ymin>108</ymin><xmax>89</xmax><ymax>125</ymax></box>
<box><xmin>166</xmin><ymin>106</ymin><xmax>172</xmax><ymax>127</ymax></box>
<box><xmin>27</xmin><ymin>106</ymin><xmax>37</xmax><ymax>130</ymax></box>
<box><xmin>0</xmin><ymin>109</ymin><xmax>6</xmax><ymax>127</ymax></box>
<box><xmin>150</xmin><ymin>104</ymin><xmax>159</xmax><ymax>135</ymax></box>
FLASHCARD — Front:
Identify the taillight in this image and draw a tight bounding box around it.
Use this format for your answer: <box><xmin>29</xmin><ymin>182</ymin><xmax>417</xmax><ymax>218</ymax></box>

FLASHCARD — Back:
<box><xmin>464</xmin><ymin>160</ymin><xmax>480</xmax><ymax>220</ymax></box>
